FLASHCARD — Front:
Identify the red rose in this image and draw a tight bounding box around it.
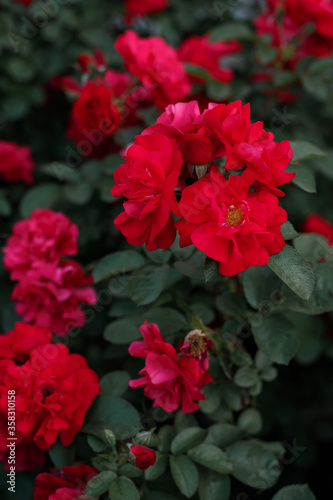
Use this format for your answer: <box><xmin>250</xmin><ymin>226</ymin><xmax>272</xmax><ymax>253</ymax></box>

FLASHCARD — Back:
<box><xmin>129</xmin><ymin>321</ymin><xmax>212</xmax><ymax>413</ymax></box>
<box><xmin>0</xmin><ymin>323</ymin><xmax>52</xmax><ymax>363</ymax></box>
<box><xmin>176</xmin><ymin>166</ymin><xmax>287</xmax><ymax>276</ymax></box>
<box><xmin>302</xmin><ymin>214</ymin><xmax>333</xmax><ymax>246</ymax></box>
<box><xmin>112</xmin><ymin>132</ymin><xmax>183</xmax><ymax>250</ymax></box>
<box><xmin>124</xmin><ymin>0</ymin><xmax>168</xmax><ymax>17</ymax></box>
<box><xmin>3</xmin><ymin>208</ymin><xmax>78</xmax><ymax>281</ymax></box>
<box><xmin>115</xmin><ymin>31</ymin><xmax>190</xmax><ymax>108</ymax></box>
<box><xmin>66</xmin><ymin>69</ymin><xmax>141</xmax><ymax>159</ymax></box>
<box><xmin>233</xmin><ymin>139</ymin><xmax>294</xmax><ymax>196</ymax></box>
<box><xmin>179</xmin><ymin>34</ymin><xmax>241</xmax><ymax>85</ymax></box>
<box><xmin>11</xmin><ymin>260</ymin><xmax>97</xmax><ymax>336</ymax></box>
<box><xmin>0</xmin><ymin>343</ymin><xmax>100</xmax><ymax>455</ymax></box>
<box><xmin>72</xmin><ymin>81</ymin><xmax>121</xmax><ymax>137</ymax></box>
<box><xmin>33</xmin><ymin>464</ymin><xmax>98</xmax><ymax>500</ymax></box>
<box><xmin>0</xmin><ymin>140</ymin><xmax>34</xmax><ymax>184</ymax></box>
<box><xmin>130</xmin><ymin>444</ymin><xmax>156</xmax><ymax>470</ymax></box>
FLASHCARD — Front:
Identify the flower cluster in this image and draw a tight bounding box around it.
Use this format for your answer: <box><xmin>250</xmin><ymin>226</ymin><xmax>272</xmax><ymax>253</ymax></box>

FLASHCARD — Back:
<box><xmin>0</xmin><ymin>323</ymin><xmax>100</xmax><ymax>471</ymax></box>
<box><xmin>3</xmin><ymin>209</ymin><xmax>96</xmax><ymax>335</ymax></box>
<box><xmin>255</xmin><ymin>0</ymin><xmax>333</xmax><ymax>66</ymax></box>
<box><xmin>112</xmin><ymin>100</ymin><xmax>294</xmax><ymax>276</ymax></box>
<box><xmin>57</xmin><ymin>36</ymin><xmax>191</xmax><ymax>158</ymax></box>
<box><xmin>115</xmin><ymin>31</ymin><xmax>191</xmax><ymax>109</ymax></box>
<box><xmin>128</xmin><ymin>321</ymin><xmax>212</xmax><ymax>413</ymax></box>
<box><xmin>0</xmin><ymin>140</ymin><xmax>34</xmax><ymax>184</ymax></box>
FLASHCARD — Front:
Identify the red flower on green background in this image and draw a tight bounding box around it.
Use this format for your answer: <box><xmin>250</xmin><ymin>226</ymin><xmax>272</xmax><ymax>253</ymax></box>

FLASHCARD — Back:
<box><xmin>130</xmin><ymin>444</ymin><xmax>156</xmax><ymax>470</ymax></box>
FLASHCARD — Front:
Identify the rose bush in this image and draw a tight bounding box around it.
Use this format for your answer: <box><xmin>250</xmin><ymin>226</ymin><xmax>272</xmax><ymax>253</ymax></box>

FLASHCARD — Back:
<box><xmin>0</xmin><ymin>0</ymin><xmax>332</xmax><ymax>499</ymax></box>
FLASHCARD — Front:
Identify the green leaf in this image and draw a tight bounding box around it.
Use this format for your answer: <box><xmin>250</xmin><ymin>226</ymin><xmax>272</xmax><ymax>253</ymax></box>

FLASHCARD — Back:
<box><xmin>281</xmin><ymin>221</ymin><xmax>299</xmax><ymax>240</ymax></box>
<box><xmin>251</xmin><ymin>313</ymin><xmax>298</xmax><ymax>365</ymax></box>
<box><xmin>210</xmin><ymin>23</ymin><xmax>255</xmax><ymax>42</ymax></box>
<box><xmin>287</xmin><ymin>164</ymin><xmax>316</xmax><ymax>193</ymax></box>
<box><xmin>272</xmin><ymin>484</ymin><xmax>315</xmax><ymax>500</ymax></box>
<box><xmin>48</xmin><ymin>439</ymin><xmax>75</xmax><ymax>468</ymax></box>
<box><xmin>20</xmin><ymin>183</ymin><xmax>61</xmax><ymax>218</ymax></box>
<box><xmin>226</xmin><ymin>440</ymin><xmax>281</xmax><ymax>489</ymax></box>
<box><xmin>103</xmin><ymin>318</ymin><xmax>141</xmax><ymax>344</ymax></box>
<box><xmin>146</xmin><ymin>493</ymin><xmax>181</xmax><ymax>500</ymax></box>
<box><xmin>174</xmin><ymin>412</ymin><xmax>198</xmax><ymax>432</ymax></box>
<box><xmin>268</xmin><ymin>245</ymin><xmax>315</xmax><ymax>301</ymax></box>
<box><xmin>256</xmin><ymin>43</ymin><xmax>277</xmax><ymax>65</ymax></box>
<box><xmin>169</xmin><ymin>455</ymin><xmax>199</xmax><ymax>498</ymax></box>
<box><xmin>188</xmin><ymin>444</ymin><xmax>233</xmax><ymax>474</ymax></box>
<box><xmin>216</xmin><ymin>292</ymin><xmax>247</xmax><ymax>317</ymax></box>
<box><xmin>118</xmin><ymin>464</ymin><xmax>143</xmax><ymax>478</ymax></box>
<box><xmin>293</xmin><ymin>233</ymin><xmax>331</xmax><ymax>261</ymax></box>
<box><xmin>221</xmin><ymin>382</ymin><xmax>243</xmax><ymax>411</ymax></box>
<box><xmin>85</xmin><ymin>471</ymin><xmax>116</xmax><ymax>496</ymax></box>
<box><xmin>158</xmin><ymin>425</ymin><xmax>177</xmax><ymax>453</ymax></box>
<box><xmin>93</xmin><ymin>250</ymin><xmax>146</xmax><ymax>283</ymax></box>
<box><xmin>82</xmin><ymin>396</ymin><xmax>141</xmax><ymax>441</ymax></box>
<box><xmin>242</xmin><ymin>265</ymin><xmax>282</xmax><ymax>310</ymax></box>
<box><xmin>199</xmin><ymin>384</ymin><xmax>221</xmax><ymax>414</ymax></box>
<box><xmin>206</xmin><ymin>80</ymin><xmax>231</xmax><ymax>101</ymax></box>
<box><xmin>230</xmin><ymin>349</ymin><xmax>253</xmax><ymax>367</ymax></box>
<box><xmin>289</xmin><ymin>140</ymin><xmax>327</xmax><ymax>162</ymax></box>
<box><xmin>287</xmin><ymin>313</ymin><xmax>324</xmax><ymax>365</ymax></box>
<box><xmin>184</xmin><ymin>62</ymin><xmax>213</xmax><ymax>82</ymax></box>
<box><xmin>109</xmin><ymin>476</ymin><xmax>139</xmax><ymax>500</ymax></box>
<box><xmin>100</xmin><ymin>371</ymin><xmax>130</xmax><ymax>397</ymax></box>
<box><xmin>198</xmin><ymin>469</ymin><xmax>230</xmax><ymax>500</ymax></box>
<box><xmin>129</xmin><ymin>265</ymin><xmax>170</xmax><ymax>306</ymax></box>
<box><xmin>237</xmin><ymin>408</ymin><xmax>263</xmax><ymax>435</ymax></box>
<box><xmin>62</xmin><ymin>180</ymin><xmax>93</xmax><ymax>204</ymax></box>
<box><xmin>174</xmin><ymin>251</ymin><xmax>205</xmax><ymax>279</ymax></box>
<box><xmin>87</xmin><ymin>434</ymin><xmax>109</xmax><ymax>453</ymax></box>
<box><xmin>145</xmin><ymin>453</ymin><xmax>168</xmax><ymax>480</ymax></box>
<box><xmin>234</xmin><ymin>366</ymin><xmax>259</xmax><ymax>388</ymax></box>
<box><xmin>204</xmin><ymin>423</ymin><xmax>245</xmax><ymax>448</ymax></box>
<box><xmin>171</xmin><ymin>427</ymin><xmax>208</xmax><ymax>455</ymax></box>
<box><xmin>144</xmin><ymin>307</ymin><xmax>186</xmax><ymax>336</ymax></box>
<box><xmin>203</xmin><ymin>257</ymin><xmax>221</xmax><ymax>283</ymax></box>
<box><xmin>282</xmin><ymin>260</ymin><xmax>333</xmax><ymax>315</ymax></box>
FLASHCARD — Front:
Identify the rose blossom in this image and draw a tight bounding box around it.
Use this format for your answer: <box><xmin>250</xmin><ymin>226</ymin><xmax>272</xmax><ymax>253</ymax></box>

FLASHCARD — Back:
<box><xmin>115</xmin><ymin>31</ymin><xmax>191</xmax><ymax>108</ymax></box>
<box><xmin>3</xmin><ymin>208</ymin><xmax>78</xmax><ymax>281</ymax></box>
<box><xmin>33</xmin><ymin>464</ymin><xmax>98</xmax><ymax>500</ymax></box>
<box><xmin>11</xmin><ymin>260</ymin><xmax>97</xmax><ymax>336</ymax></box>
<box><xmin>176</xmin><ymin>166</ymin><xmax>287</xmax><ymax>276</ymax></box>
<box><xmin>71</xmin><ymin>80</ymin><xmax>121</xmax><ymax>137</ymax></box>
<box><xmin>112</xmin><ymin>132</ymin><xmax>183</xmax><ymax>250</ymax></box>
<box><xmin>130</xmin><ymin>444</ymin><xmax>156</xmax><ymax>470</ymax></box>
<box><xmin>0</xmin><ymin>343</ymin><xmax>100</xmax><ymax>454</ymax></box>
<box><xmin>179</xmin><ymin>34</ymin><xmax>241</xmax><ymax>85</ymax></box>
<box><xmin>129</xmin><ymin>321</ymin><xmax>212</xmax><ymax>413</ymax></box>
<box><xmin>0</xmin><ymin>140</ymin><xmax>34</xmax><ymax>184</ymax></box>
<box><xmin>0</xmin><ymin>322</ymin><xmax>52</xmax><ymax>363</ymax></box>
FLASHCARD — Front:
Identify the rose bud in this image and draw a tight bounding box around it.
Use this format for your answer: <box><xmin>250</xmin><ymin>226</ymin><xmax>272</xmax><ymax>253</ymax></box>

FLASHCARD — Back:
<box><xmin>130</xmin><ymin>444</ymin><xmax>156</xmax><ymax>470</ymax></box>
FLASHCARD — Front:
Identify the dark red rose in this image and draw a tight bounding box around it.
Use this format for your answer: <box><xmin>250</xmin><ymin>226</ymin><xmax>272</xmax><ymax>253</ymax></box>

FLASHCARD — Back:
<box><xmin>130</xmin><ymin>444</ymin><xmax>156</xmax><ymax>470</ymax></box>
<box><xmin>33</xmin><ymin>464</ymin><xmax>98</xmax><ymax>500</ymax></box>
<box><xmin>0</xmin><ymin>140</ymin><xmax>34</xmax><ymax>184</ymax></box>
